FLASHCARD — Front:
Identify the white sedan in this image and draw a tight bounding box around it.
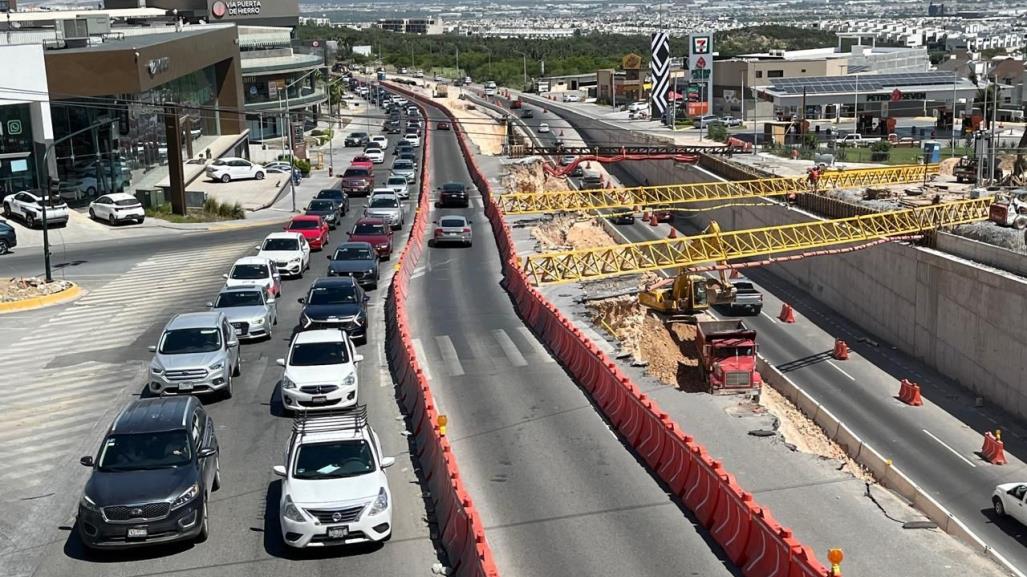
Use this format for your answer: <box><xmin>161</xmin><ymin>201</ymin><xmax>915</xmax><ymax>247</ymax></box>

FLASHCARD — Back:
<box><xmin>370</xmin><ymin>135</ymin><xmax>389</xmax><ymax>149</ymax></box>
<box><xmin>402</xmin><ymin>134</ymin><xmax>421</xmax><ymax>147</ymax></box>
<box><xmin>364</xmin><ymin>148</ymin><xmax>385</xmax><ymax>164</ymax></box>
<box><xmin>88</xmin><ymin>193</ymin><xmax>145</xmax><ymax>225</ymax></box>
<box><xmin>993</xmin><ymin>483</ymin><xmax>1027</xmax><ymax>525</ymax></box>
<box><xmin>538</xmin><ymin>123</ymin><xmax>550</xmax><ymax>133</ymax></box>
<box><xmin>206</xmin><ymin>157</ymin><xmax>266</xmax><ymax>183</ymax></box>
<box><xmin>276</xmin><ymin>329</ymin><xmax>363</xmax><ymax>413</ymax></box>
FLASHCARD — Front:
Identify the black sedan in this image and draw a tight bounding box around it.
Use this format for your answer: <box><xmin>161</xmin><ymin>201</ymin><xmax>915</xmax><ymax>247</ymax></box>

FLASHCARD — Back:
<box><xmin>0</xmin><ymin>219</ymin><xmax>16</xmax><ymax>255</ymax></box>
<box><xmin>305</xmin><ymin>199</ymin><xmax>343</xmax><ymax>229</ymax></box>
<box><xmin>327</xmin><ymin>241</ymin><xmax>380</xmax><ymax>289</ymax></box>
<box><xmin>297</xmin><ymin>277</ymin><xmax>369</xmax><ymax>343</ymax></box>
<box><xmin>314</xmin><ymin>189</ymin><xmax>350</xmax><ymax>216</ymax></box>
<box><xmin>436</xmin><ymin>182</ymin><xmax>471</xmax><ymax>208</ymax></box>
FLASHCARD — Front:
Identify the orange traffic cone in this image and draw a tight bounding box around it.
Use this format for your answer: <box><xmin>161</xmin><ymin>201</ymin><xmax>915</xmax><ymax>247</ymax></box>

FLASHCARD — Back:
<box><xmin>668</xmin><ymin>228</ymin><xmax>677</xmax><ymax>239</ymax></box>
<box><xmin>778</xmin><ymin>303</ymin><xmax>796</xmax><ymax>323</ymax></box>
<box><xmin>649</xmin><ymin>213</ymin><xmax>659</xmax><ymax>226</ymax></box>
<box><xmin>729</xmin><ymin>269</ymin><xmax>741</xmax><ymax>279</ymax></box>
<box><xmin>559</xmin><ymin>129</ymin><xmax>564</xmax><ymax>137</ymax></box>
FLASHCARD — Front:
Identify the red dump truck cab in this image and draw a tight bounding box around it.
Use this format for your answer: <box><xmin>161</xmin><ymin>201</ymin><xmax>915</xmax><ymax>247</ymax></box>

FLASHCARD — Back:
<box><xmin>695</xmin><ymin>320</ymin><xmax>762</xmax><ymax>397</ymax></box>
<box><xmin>510</xmin><ymin>99</ymin><xmax>523</xmax><ymax>109</ymax></box>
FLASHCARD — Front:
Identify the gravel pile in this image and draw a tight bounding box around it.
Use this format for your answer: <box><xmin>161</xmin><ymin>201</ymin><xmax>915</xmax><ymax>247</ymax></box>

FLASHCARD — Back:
<box><xmin>952</xmin><ymin>221</ymin><xmax>1027</xmax><ymax>252</ymax></box>
<box><xmin>0</xmin><ymin>277</ymin><xmax>74</xmax><ymax>303</ymax></box>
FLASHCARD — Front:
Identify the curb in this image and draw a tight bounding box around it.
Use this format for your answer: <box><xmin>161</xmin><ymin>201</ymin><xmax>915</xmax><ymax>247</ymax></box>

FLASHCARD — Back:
<box><xmin>207</xmin><ymin>216</ymin><xmax>292</xmax><ymax>231</ymax></box>
<box><xmin>0</xmin><ymin>283</ymin><xmax>82</xmax><ymax>314</ymax></box>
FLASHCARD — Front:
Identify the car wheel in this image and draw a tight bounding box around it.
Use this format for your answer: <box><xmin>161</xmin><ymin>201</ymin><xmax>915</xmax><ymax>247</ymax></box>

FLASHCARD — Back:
<box><xmin>26</xmin><ymin>213</ymin><xmax>35</xmax><ymax>228</ymax></box>
<box><xmin>212</xmin><ymin>458</ymin><xmax>222</xmax><ymax>491</ymax></box>
<box><xmin>109</xmin><ymin>214</ymin><xmax>116</xmax><ymax>226</ymax></box>
<box><xmin>222</xmin><ymin>372</ymin><xmax>234</xmax><ymax>400</ymax></box>
<box><xmin>137</xmin><ymin>217</ymin><xmax>145</xmax><ymax>224</ymax></box>
<box><xmin>220</xmin><ymin>174</ymin><xmax>231</xmax><ymax>183</ymax></box>
<box><xmin>86</xmin><ymin>187</ymin><xmax>96</xmax><ymax>197</ymax></box>
<box><xmin>233</xmin><ymin>356</ymin><xmax>241</xmax><ymax>377</ymax></box>
<box><xmin>466</xmin><ymin>241</ymin><xmax>473</xmax><ymax>248</ymax></box>
<box><xmin>0</xmin><ymin>240</ymin><xmax>8</xmax><ymax>255</ymax></box>
<box><xmin>994</xmin><ymin>497</ymin><xmax>1006</xmax><ymax>517</ymax></box>
<box><xmin>255</xmin><ymin>171</ymin><xmax>265</xmax><ymax>180</ymax></box>
<box><xmin>195</xmin><ymin>500</ymin><xmax>209</xmax><ymax>542</ymax></box>
<box><xmin>88</xmin><ymin>208</ymin><xmax>96</xmax><ymax>220</ymax></box>
<box><xmin>1</xmin><ymin>203</ymin><xmax>9</xmax><ymax>218</ymax></box>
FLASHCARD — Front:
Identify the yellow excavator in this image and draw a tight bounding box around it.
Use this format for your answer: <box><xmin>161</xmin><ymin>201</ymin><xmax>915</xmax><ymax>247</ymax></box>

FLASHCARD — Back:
<box><xmin>638</xmin><ymin>221</ymin><xmax>739</xmax><ymax>320</ymax></box>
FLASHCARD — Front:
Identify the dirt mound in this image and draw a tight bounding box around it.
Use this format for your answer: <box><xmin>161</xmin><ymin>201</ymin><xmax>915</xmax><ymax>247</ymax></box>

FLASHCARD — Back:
<box><xmin>532</xmin><ymin>214</ymin><xmax>614</xmax><ymax>251</ymax></box>
<box><xmin>1</xmin><ymin>277</ymin><xmax>74</xmax><ymax>303</ymax></box>
<box><xmin>938</xmin><ymin>157</ymin><xmax>960</xmax><ymax>177</ymax></box>
<box><xmin>502</xmin><ymin>158</ymin><xmax>570</xmax><ymax>193</ymax></box>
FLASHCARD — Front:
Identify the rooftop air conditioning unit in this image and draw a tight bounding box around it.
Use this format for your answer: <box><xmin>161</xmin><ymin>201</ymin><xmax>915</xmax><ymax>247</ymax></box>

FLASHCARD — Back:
<box><xmin>57</xmin><ymin>16</ymin><xmax>111</xmax><ymax>48</ymax></box>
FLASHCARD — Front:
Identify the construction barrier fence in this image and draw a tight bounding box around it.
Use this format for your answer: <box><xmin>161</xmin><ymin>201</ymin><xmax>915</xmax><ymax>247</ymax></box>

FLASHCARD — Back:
<box><xmin>382</xmin><ymin>89</ymin><xmax>499</xmax><ymax>577</ymax></box>
<box><xmin>390</xmin><ymin>84</ymin><xmax>832</xmax><ymax>577</ymax></box>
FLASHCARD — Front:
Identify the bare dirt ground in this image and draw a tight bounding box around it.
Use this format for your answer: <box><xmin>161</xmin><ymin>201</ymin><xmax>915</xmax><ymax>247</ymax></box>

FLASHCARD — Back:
<box><xmin>0</xmin><ymin>277</ymin><xmax>74</xmax><ymax>303</ymax></box>
<box><xmin>532</xmin><ymin>214</ymin><xmax>615</xmax><ymax>251</ymax></box>
<box><xmin>394</xmin><ymin>79</ymin><xmax>506</xmax><ymax>155</ymax></box>
<box><xmin>502</xmin><ymin>158</ymin><xmax>571</xmax><ymax>193</ymax></box>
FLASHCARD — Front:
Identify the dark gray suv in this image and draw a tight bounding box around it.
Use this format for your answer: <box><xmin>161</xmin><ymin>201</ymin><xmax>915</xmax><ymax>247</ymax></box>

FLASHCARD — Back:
<box><xmin>76</xmin><ymin>396</ymin><xmax>220</xmax><ymax>549</ymax></box>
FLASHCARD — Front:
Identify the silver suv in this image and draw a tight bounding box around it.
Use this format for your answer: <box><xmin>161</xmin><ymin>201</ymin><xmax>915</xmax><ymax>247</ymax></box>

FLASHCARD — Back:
<box><xmin>148</xmin><ymin>312</ymin><xmax>241</xmax><ymax>399</ymax></box>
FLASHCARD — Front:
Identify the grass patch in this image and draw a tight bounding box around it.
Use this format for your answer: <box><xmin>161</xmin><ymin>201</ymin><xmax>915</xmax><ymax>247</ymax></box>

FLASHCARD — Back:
<box><xmin>146</xmin><ymin>199</ymin><xmax>245</xmax><ymax>223</ymax></box>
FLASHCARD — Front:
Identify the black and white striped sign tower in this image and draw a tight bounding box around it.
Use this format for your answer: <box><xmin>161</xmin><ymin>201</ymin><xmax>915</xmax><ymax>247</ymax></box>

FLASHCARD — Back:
<box><xmin>650</xmin><ymin>32</ymin><xmax>670</xmax><ymax>124</ymax></box>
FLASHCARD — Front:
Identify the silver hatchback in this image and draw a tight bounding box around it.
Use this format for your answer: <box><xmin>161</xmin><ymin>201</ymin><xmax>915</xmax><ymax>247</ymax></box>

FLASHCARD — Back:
<box><xmin>432</xmin><ymin>215</ymin><xmax>472</xmax><ymax>247</ymax></box>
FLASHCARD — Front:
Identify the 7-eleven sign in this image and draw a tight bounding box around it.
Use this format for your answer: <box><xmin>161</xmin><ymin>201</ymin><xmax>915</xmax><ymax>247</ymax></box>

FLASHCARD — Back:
<box><xmin>692</xmin><ymin>36</ymin><xmax>710</xmax><ymax>54</ymax></box>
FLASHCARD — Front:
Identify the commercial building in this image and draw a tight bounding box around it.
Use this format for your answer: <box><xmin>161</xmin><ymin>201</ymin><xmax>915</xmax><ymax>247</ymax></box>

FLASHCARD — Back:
<box><xmin>239</xmin><ymin>25</ymin><xmax>325</xmax><ymax>139</ymax></box>
<box><xmin>104</xmin><ymin>0</ymin><xmax>299</xmax><ymax>27</ymax></box>
<box><xmin>0</xmin><ymin>44</ymin><xmax>53</xmax><ymax>196</ymax></box>
<box><xmin>377</xmin><ymin>17</ymin><xmax>444</xmax><ymax>35</ymax></box>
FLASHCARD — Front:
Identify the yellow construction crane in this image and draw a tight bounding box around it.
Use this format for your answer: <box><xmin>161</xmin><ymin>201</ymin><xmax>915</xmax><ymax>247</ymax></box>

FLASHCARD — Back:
<box><xmin>500</xmin><ymin>164</ymin><xmax>939</xmax><ymax>214</ymax></box>
<box><xmin>521</xmin><ymin>197</ymin><xmax>991</xmax><ymax>285</ymax></box>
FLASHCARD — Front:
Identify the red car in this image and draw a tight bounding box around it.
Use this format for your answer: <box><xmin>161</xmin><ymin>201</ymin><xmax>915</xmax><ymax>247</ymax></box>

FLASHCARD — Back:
<box><xmin>285</xmin><ymin>215</ymin><xmax>330</xmax><ymax>251</ymax></box>
<box><xmin>350</xmin><ymin>156</ymin><xmax>375</xmax><ymax>172</ymax></box>
<box><xmin>437</xmin><ymin>121</ymin><xmax>451</xmax><ymax>130</ymax></box>
<box><xmin>348</xmin><ymin>217</ymin><xmax>393</xmax><ymax>260</ymax></box>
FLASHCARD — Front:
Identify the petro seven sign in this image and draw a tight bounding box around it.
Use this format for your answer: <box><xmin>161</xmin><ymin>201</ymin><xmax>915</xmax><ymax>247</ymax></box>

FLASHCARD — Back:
<box><xmin>688</xmin><ymin>33</ymin><xmax>713</xmax><ymax>83</ymax></box>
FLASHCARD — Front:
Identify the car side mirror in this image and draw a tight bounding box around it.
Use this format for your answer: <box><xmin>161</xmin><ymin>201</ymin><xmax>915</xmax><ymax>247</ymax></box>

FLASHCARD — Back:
<box><xmin>275</xmin><ymin>358</ymin><xmax>285</xmax><ymax>367</ymax></box>
<box><xmin>254</xmin><ymin>245</ymin><xmax>262</xmax><ymax>250</ymax></box>
<box><xmin>228</xmin><ymin>339</ymin><xmax>239</xmax><ymax>348</ymax></box>
<box><xmin>354</xmin><ymin>354</ymin><xmax>365</xmax><ymax>363</ymax></box>
<box><xmin>80</xmin><ymin>456</ymin><xmax>94</xmax><ymax>467</ymax></box>
<box><xmin>363</xmin><ymin>295</ymin><xmax>370</xmax><ymax>302</ymax></box>
<box><xmin>381</xmin><ymin>456</ymin><xmax>396</xmax><ymax>468</ymax></box>
<box><xmin>297</xmin><ymin>297</ymin><xmax>305</xmax><ymax>304</ymax></box>
<box><xmin>198</xmin><ymin>447</ymin><xmax>216</xmax><ymax>458</ymax></box>
<box><xmin>205</xmin><ymin>302</ymin><xmax>214</xmax><ymax>308</ymax></box>
<box><xmin>148</xmin><ymin>345</ymin><xmax>157</xmax><ymax>353</ymax></box>
<box><xmin>272</xmin><ymin>465</ymin><xmax>287</xmax><ymax>477</ymax></box>
<box><xmin>222</xmin><ymin>273</ymin><xmax>228</xmax><ymax>279</ymax></box>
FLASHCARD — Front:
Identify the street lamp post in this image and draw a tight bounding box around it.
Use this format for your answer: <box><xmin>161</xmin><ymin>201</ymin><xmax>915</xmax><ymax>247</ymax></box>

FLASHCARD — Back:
<box><xmin>513</xmin><ymin>50</ymin><xmax>528</xmax><ymax>91</ymax></box>
<box><xmin>325</xmin><ymin>76</ymin><xmax>346</xmax><ymax>176</ymax></box>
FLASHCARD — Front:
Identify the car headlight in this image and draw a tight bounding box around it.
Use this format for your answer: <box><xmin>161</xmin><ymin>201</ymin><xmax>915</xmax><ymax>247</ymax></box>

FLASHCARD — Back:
<box><xmin>282</xmin><ymin>376</ymin><xmax>296</xmax><ymax>390</ymax></box>
<box><xmin>252</xmin><ymin>317</ymin><xmax>265</xmax><ymax>326</ymax></box>
<box><xmin>150</xmin><ymin>364</ymin><xmax>164</xmax><ymax>375</ymax></box>
<box><xmin>343</xmin><ymin>373</ymin><xmax>356</xmax><ymax>388</ymax></box>
<box><xmin>289</xmin><ymin>257</ymin><xmax>301</xmax><ymax>264</ymax></box>
<box><xmin>209</xmin><ymin>361</ymin><xmax>224</xmax><ymax>371</ymax></box>
<box><xmin>170</xmin><ymin>483</ymin><xmax>199</xmax><ymax>510</ymax></box>
<box><xmin>368</xmin><ymin>487</ymin><xmax>389</xmax><ymax>516</ymax></box>
<box><xmin>80</xmin><ymin>494</ymin><xmax>100</xmax><ymax>512</ymax></box>
<box><xmin>377</xmin><ymin>242</ymin><xmax>389</xmax><ymax>249</ymax></box>
<box><xmin>283</xmin><ymin>496</ymin><xmax>306</xmax><ymax>523</ymax></box>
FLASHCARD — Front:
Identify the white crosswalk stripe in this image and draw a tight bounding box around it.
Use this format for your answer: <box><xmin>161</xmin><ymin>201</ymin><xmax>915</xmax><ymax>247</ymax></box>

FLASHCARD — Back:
<box><xmin>492</xmin><ymin>329</ymin><xmax>528</xmax><ymax>367</ymax></box>
<box><xmin>0</xmin><ymin>240</ymin><xmax>253</xmax><ymax>493</ymax></box>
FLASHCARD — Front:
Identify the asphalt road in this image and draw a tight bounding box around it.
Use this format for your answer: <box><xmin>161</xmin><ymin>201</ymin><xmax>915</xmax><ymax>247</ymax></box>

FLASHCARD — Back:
<box><xmin>529</xmin><ymin>104</ymin><xmax>1027</xmax><ymax>574</ymax></box>
<box><xmin>1</xmin><ymin>103</ymin><xmax>440</xmax><ymax>577</ymax></box>
<box><xmin>404</xmin><ymin>97</ymin><xmax>736</xmax><ymax>577</ymax></box>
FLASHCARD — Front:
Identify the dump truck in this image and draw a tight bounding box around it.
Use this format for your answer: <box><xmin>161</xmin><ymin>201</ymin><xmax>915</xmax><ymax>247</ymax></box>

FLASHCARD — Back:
<box><xmin>954</xmin><ymin>156</ymin><xmax>1005</xmax><ymax>184</ymax></box>
<box><xmin>695</xmin><ymin>319</ymin><xmax>762</xmax><ymax>398</ymax></box>
<box><xmin>434</xmin><ymin>83</ymin><xmax>448</xmax><ymax>98</ymax></box>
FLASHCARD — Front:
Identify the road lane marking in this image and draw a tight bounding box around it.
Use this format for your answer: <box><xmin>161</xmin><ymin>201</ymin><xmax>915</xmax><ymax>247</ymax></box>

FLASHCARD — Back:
<box><xmin>435</xmin><ymin>335</ymin><xmax>465</xmax><ymax>376</ymax></box>
<box><xmin>760</xmin><ymin>310</ymin><xmax>778</xmax><ymax>323</ymax></box>
<box><xmin>516</xmin><ymin>327</ymin><xmax>555</xmax><ymax>363</ymax></box>
<box><xmin>410</xmin><ymin>338</ymin><xmax>433</xmax><ymax>382</ymax></box>
<box><xmin>922</xmin><ymin>429</ymin><xmax>977</xmax><ymax>468</ymax></box>
<box><xmin>827</xmin><ymin>361</ymin><xmax>856</xmax><ymax>381</ymax></box>
<box><xmin>492</xmin><ymin>329</ymin><xmax>528</xmax><ymax>367</ymax></box>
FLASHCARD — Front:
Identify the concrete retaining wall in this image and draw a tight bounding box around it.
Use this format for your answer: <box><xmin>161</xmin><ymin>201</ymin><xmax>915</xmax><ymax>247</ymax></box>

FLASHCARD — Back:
<box><xmin>936</xmin><ymin>231</ymin><xmax>1027</xmax><ymax>278</ymax></box>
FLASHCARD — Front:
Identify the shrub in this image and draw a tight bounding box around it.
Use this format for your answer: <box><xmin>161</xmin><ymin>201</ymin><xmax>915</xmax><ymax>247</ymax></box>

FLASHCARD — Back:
<box><xmin>707</xmin><ymin>123</ymin><xmax>729</xmax><ymax>143</ymax></box>
<box><xmin>293</xmin><ymin>158</ymin><xmax>312</xmax><ymax>174</ymax></box>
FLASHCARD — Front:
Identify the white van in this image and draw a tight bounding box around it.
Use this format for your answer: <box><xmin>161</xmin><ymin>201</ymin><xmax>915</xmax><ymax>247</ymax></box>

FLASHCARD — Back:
<box><xmin>484</xmin><ymin>81</ymin><xmax>497</xmax><ymax>96</ymax></box>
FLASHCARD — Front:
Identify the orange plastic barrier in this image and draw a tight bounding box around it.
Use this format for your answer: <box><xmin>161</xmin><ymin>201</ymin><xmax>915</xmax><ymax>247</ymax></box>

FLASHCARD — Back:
<box><xmin>398</xmin><ymin>84</ymin><xmax>830</xmax><ymax>577</ymax></box>
<box><xmin>832</xmin><ymin>339</ymin><xmax>849</xmax><ymax>360</ymax></box>
<box><xmin>981</xmin><ymin>431</ymin><xmax>1007</xmax><ymax>465</ymax></box>
<box><xmin>897</xmin><ymin>378</ymin><xmax>923</xmax><ymax>406</ymax></box>
<box><xmin>778</xmin><ymin>303</ymin><xmax>796</xmax><ymax>323</ymax></box>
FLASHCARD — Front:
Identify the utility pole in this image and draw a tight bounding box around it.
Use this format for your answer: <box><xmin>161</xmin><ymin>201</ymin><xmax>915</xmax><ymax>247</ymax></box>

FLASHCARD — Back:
<box><xmin>990</xmin><ymin>79</ymin><xmax>999</xmax><ymax>183</ymax></box>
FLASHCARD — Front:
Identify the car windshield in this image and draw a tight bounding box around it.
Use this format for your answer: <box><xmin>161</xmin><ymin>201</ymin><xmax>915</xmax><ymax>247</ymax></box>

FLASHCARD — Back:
<box><xmin>114</xmin><ymin>198</ymin><xmax>139</xmax><ymax>207</ymax></box>
<box><xmin>316</xmin><ymin>190</ymin><xmax>344</xmax><ymax>200</ymax></box>
<box><xmin>308</xmin><ymin>200</ymin><xmax>334</xmax><ymax>211</ymax></box>
<box><xmin>290</xmin><ymin>341</ymin><xmax>349</xmax><ymax>366</ymax></box>
<box><xmin>334</xmin><ymin>247</ymin><xmax>373</xmax><ymax>261</ymax></box>
<box><xmin>440</xmin><ymin>217</ymin><xmax>466</xmax><ymax>228</ymax></box>
<box><xmin>308</xmin><ymin>285</ymin><xmax>358</xmax><ymax>305</ymax></box>
<box><xmin>349</xmin><ymin>133</ymin><xmax>367</xmax><ymax>139</ymax></box>
<box><xmin>442</xmin><ymin>184</ymin><xmax>465</xmax><ymax>193</ymax></box>
<box><xmin>230</xmin><ymin>264</ymin><xmax>268</xmax><ymax>279</ymax></box>
<box><xmin>290</xmin><ymin>219</ymin><xmax>320</xmax><ymax>230</ymax></box>
<box><xmin>353</xmin><ymin>223</ymin><xmax>386</xmax><ymax>235</ymax></box>
<box><xmin>215</xmin><ymin>291</ymin><xmax>264</xmax><ymax>307</ymax></box>
<box><xmin>393</xmin><ymin>161</ymin><xmax>413</xmax><ymax>170</ymax></box>
<box><xmin>387</xmin><ymin>177</ymin><xmax>407</xmax><ymax>186</ymax></box>
<box><xmin>262</xmin><ymin>238</ymin><xmax>299</xmax><ymax>251</ymax></box>
<box><xmin>293</xmin><ymin>440</ymin><xmax>375</xmax><ymax>480</ymax></box>
<box><xmin>97</xmin><ymin>431</ymin><xmax>192</xmax><ymax>472</ymax></box>
<box><xmin>343</xmin><ymin>169</ymin><xmax>370</xmax><ymax>177</ymax></box>
<box><xmin>159</xmin><ymin>328</ymin><xmax>222</xmax><ymax>354</ymax></box>
<box><xmin>370</xmin><ymin>197</ymin><xmax>398</xmax><ymax>208</ymax></box>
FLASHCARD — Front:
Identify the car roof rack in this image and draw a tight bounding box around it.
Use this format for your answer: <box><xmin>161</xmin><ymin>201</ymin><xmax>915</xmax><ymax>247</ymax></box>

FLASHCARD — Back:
<box><xmin>292</xmin><ymin>405</ymin><xmax>368</xmax><ymax>437</ymax></box>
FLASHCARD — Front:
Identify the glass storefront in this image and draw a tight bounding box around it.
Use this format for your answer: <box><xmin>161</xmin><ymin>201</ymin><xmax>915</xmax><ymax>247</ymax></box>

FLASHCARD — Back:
<box><xmin>0</xmin><ymin>103</ymin><xmax>38</xmax><ymax>197</ymax></box>
<box><xmin>243</xmin><ymin>71</ymin><xmax>318</xmax><ymax>105</ymax></box>
<box><xmin>49</xmin><ymin>65</ymin><xmax>222</xmax><ymax>203</ymax></box>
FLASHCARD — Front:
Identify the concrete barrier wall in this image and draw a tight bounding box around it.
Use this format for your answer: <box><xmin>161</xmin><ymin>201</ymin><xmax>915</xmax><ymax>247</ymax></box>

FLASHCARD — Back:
<box><xmin>936</xmin><ymin>231</ymin><xmax>1027</xmax><ymax>277</ymax></box>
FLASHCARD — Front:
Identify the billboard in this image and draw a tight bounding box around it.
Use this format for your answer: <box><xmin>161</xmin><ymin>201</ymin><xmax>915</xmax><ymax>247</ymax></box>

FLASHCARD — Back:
<box><xmin>688</xmin><ymin>33</ymin><xmax>714</xmax><ymax>116</ymax></box>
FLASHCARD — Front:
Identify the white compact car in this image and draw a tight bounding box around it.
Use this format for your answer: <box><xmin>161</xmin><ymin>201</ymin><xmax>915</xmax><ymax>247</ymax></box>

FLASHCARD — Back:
<box><xmin>384</xmin><ymin>176</ymin><xmax>410</xmax><ymax>199</ymax></box>
<box><xmin>3</xmin><ymin>191</ymin><xmax>70</xmax><ymax>228</ymax></box>
<box><xmin>370</xmin><ymin>135</ymin><xmax>389</xmax><ymax>149</ymax></box>
<box><xmin>88</xmin><ymin>193</ymin><xmax>145</xmax><ymax>225</ymax></box>
<box><xmin>206</xmin><ymin>157</ymin><xmax>266</xmax><ymax>183</ymax></box>
<box><xmin>993</xmin><ymin>483</ymin><xmax>1027</xmax><ymax>525</ymax></box>
<box><xmin>537</xmin><ymin>123</ymin><xmax>550</xmax><ymax>133</ymax></box>
<box><xmin>273</xmin><ymin>406</ymin><xmax>394</xmax><ymax>548</ymax></box>
<box><xmin>402</xmin><ymin>133</ymin><xmax>420</xmax><ymax>147</ymax></box>
<box><xmin>364</xmin><ymin>148</ymin><xmax>385</xmax><ymax>164</ymax></box>
<box><xmin>277</xmin><ymin>329</ymin><xmax>363</xmax><ymax>412</ymax></box>
<box><xmin>223</xmin><ymin>256</ymin><xmax>282</xmax><ymax>296</ymax></box>
<box><xmin>256</xmin><ymin>232</ymin><xmax>310</xmax><ymax>278</ymax></box>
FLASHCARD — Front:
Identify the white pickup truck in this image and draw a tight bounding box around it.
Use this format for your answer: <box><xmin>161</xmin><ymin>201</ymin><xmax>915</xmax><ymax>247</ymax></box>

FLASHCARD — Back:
<box><xmin>837</xmin><ymin>133</ymin><xmax>881</xmax><ymax>146</ymax></box>
<box><xmin>2</xmin><ymin>191</ymin><xmax>69</xmax><ymax>228</ymax></box>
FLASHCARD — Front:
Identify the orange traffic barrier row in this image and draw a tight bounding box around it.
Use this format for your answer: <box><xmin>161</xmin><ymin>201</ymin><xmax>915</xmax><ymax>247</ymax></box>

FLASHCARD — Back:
<box><xmin>432</xmin><ymin>90</ymin><xmax>834</xmax><ymax>577</ymax></box>
<box><xmin>897</xmin><ymin>378</ymin><xmax>923</xmax><ymax>406</ymax></box>
<box><xmin>981</xmin><ymin>431</ymin><xmax>1007</xmax><ymax>465</ymax></box>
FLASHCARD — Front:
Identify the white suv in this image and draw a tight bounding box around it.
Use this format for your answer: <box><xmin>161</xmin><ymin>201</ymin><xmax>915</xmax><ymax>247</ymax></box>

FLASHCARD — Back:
<box><xmin>256</xmin><ymin>232</ymin><xmax>310</xmax><ymax>278</ymax></box>
<box><xmin>206</xmin><ymin>157</ymin><xmax>266</xmax><ymax>183</ymax></box>
<box><xmin>277</xmin><ymin>329</ymin><xmax>363</xmax><ymax>413</ymax></box>
<box><xmin>273</xmin><ymin>407</ymin><xmax>395</xmax><ymax>548</ymax></box>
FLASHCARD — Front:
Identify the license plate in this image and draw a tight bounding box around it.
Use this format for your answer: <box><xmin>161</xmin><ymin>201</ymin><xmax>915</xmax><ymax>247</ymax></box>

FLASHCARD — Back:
<box><xmin>327</xmin><ymin>526</ymin><xmax>348</xmax><ymax>539</ymax></box>
<box><xmin>127</xmin><ymin>527</ymin><xmax>147</xmax><ymax>539</ymax></box>
<box><xmin>312</xmin><ymin>395</ymin><xmax>327</xmax><ymax>404</ymax></box>
<box><xmin>178</xmin><ymin>382</ymin><xmax>194</xmax><ymax>392</ymax></box>
<box><xmin>234</xmin><ymin>328</ymin><xmax>244</xmax><ymax>335</ymax></box>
